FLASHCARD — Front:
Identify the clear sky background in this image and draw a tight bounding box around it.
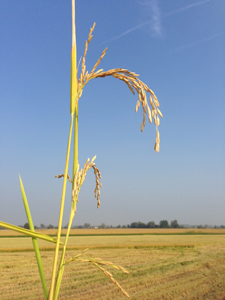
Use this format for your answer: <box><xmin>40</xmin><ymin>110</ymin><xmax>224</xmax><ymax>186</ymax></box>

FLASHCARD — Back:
<box><xmin>0</xmin><ymin>0</ymin><xmax>224</xmax><ymax>228</ymax></box>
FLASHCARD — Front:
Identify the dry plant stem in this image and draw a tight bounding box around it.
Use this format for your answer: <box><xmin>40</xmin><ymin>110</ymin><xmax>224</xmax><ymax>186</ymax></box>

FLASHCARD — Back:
<box><xmin>49</xmin><ymin>114</ymin><xmax>74</xmax><ymax>300</ymax></box>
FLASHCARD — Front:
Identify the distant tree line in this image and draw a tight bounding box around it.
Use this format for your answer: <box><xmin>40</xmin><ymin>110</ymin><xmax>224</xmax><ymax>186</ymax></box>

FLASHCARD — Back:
<box><xmin>129</xmin><ymin>220</ymin><xmax>180</xmax><ymax>228</ymax></box>
<box><xmin>3</xmin><ymin>221</ymin><xmax>222</xmax><ymax>230</ymax></box>
<box><xmin>21</xmin><ymin>220</ymin><xmax>176</xmax><ymax>229</ymax></box>
<box><xmin>23</xmin><ymin>223</ymin><xmax>56</xmax><ymax>230</ymax></box>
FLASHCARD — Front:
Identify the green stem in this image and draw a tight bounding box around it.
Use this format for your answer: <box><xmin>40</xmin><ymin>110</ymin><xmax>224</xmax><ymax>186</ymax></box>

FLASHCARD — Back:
<box><xmin>53</xmin><ymin>209</ymin><xmax>75</xmax><ymax>300</ymax></box>
<box><xmin>53</xmin><ymin>100</ymin><xmax>79</xmax><ymax>299</ymax></box>
<box><xmin>73</xmin><ymin>102</ymin><xmax>79</xmax><ymax>183</ymax></box>
<box><xmin>48</xmin><ymin>114</ymin><xmax>74</xmax><ymax>300</ymax></box>
<box><xmin>50</xmin><ymin>1</ymin><xmax>78</xmax><ymax>298</ymax></box>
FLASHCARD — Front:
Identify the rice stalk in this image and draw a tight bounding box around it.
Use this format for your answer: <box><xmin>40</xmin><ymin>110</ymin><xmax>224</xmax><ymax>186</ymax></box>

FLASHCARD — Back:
<box><xmin>1</xmin><ymin>0</ymin><xmax>162</xmax><ymax>299</ymax></box>
<box><xmin>52</xmin><ymin>8</ymin><xmax>161</xmax><ymax>299</ymax></box>
<box><xmin>49</xmin><ymin>114</ymin><xmax>74</xmax><ymax>299</ymax></box>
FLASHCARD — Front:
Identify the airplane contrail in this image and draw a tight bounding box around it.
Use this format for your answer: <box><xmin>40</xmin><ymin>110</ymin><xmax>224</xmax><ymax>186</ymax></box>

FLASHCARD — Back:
<box><xmin>100</xmin><ymin>0</ymin><xmax>212</xmax><ymax>45</ymax></box>
<box><xmin>168</xmin><ymin>32</ymin><xmax>225</xmax><ymax>54</ymax></box>
<box><xmin>100</xmin><ymin>21</ymin><xmax>152</xmax><ymax>45</ymax></box>
<box><xmin>164</xmin><ymin>0</ymin><xmax>211</xmax><ymax>17</ymax></box>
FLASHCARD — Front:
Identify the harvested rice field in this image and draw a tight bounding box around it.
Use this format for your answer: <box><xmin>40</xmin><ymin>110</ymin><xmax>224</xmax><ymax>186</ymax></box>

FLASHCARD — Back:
<box><xmin>0</xmin><ymin>229</ymin><xmax>225</xmax><ymax>299</ymax></box>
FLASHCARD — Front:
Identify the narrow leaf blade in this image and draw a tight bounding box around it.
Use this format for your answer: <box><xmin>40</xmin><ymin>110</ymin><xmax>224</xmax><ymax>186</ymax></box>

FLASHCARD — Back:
<box><xmin>0</xmin><ymin>221</ymin><xmax>64</xmax><ymax>245</ymax></box>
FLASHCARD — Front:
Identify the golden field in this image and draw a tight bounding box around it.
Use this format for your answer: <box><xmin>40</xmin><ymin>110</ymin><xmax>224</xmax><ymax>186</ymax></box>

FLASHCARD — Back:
<box><xmin>1</xmin><ymin>227</ymin><xmax>225</xmax><ymax>237</ymax></box>
<box><xmin>0</xmin><ymin>229</ymin><xmax>225</xmax><ymax>299</ymax></box>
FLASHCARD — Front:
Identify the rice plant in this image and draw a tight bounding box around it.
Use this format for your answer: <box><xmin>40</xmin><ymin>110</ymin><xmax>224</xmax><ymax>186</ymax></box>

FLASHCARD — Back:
<box><xmin>0</xmin><ymin>0</ymin><xmax>162</xmax><ymax>299</ymax></box>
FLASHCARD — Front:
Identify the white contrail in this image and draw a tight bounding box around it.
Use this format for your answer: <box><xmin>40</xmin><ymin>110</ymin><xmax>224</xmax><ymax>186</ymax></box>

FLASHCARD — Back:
<box><xmin>168</xmin><ymin>32</ymin><xmax>225</xmax><ymax>54</ymax></box>
<box><xmin>150</xmin><ymin>0</ymin><xmax>162</xmax><ymax>37</ymax></box>
<box><xmin>100</xmin><ymin>0</ymin><xmax>212</xmax><ymax>45</ymax></box>
<box><xmin>101</xmin><ymin>21</ymin><xmax>152</xmax><ymax>45</ymax></box>
<box><xmin>164</xmin><ymin>0</ymin><xmax>211</xmax><ymax>17</ymax></box>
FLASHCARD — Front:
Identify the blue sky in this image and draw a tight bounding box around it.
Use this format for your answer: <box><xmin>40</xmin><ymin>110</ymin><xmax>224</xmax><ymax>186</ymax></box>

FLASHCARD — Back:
<box><xmin>0</xmin><ymin>0</ymin><xmax>224</xmax><ymax>227</ymax></box>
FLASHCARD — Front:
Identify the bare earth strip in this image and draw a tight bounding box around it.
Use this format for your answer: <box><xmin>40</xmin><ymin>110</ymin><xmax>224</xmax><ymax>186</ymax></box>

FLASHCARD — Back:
<box><xmin>0</xmin><ymin>230</ymin><xmax>225</xmax><ymax>299</ymax></box>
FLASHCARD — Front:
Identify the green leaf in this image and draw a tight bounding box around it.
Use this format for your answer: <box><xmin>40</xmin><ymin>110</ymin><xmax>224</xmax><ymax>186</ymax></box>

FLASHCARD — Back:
<box><xmin>0</xmin><ymin>221</ymin><xmax>64</xmax><ymax>245</ymax></box>
<box><xmin>19</xmin><ymin>175</ymin><xmax>48</xmax><ymax>299</ymax></box>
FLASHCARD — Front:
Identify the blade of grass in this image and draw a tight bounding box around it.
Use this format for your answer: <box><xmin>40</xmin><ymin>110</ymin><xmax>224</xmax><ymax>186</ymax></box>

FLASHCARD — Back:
<box><xmin>19</xmin><ymin>175</ymin><xmax>48</xmax><ymax>299</ymax></box>
<box><xmin>0</xmin><ymin>221</ymin><xmax>63</xmax><ymax>245</ymax></box>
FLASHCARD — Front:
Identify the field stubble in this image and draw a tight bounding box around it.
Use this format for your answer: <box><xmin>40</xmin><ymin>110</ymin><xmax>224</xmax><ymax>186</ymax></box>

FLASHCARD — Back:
<box><xmin>0</xmin><ymin>229</ymin><xmax>225</xmax><ymax>299</ymax></box>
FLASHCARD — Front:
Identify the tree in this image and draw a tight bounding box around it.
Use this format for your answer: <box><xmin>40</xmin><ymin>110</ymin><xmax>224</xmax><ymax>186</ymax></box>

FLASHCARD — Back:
<box><xmin>24</xmin><ymin>223</ymin><xmax>29</xmax><ymax>229</ymax></box>
<box><xmin>197</xmin><ymin>225</ymin><xmax>203</xmax><ymax>228</ymax></box>
<box><xmin>84</xmin><ymin>223</ymin><xmax>91</xmax><ymax>229</ymax></box>
<box><xmin>170</xmin><ymin>220</ymin><xmax>179</xmax><ymax>228</ymax></box>
<box><xmin>99</xmin><ymin>223</ymin><xmax>106</xmax><ymax>229</ymax></box>
<box><xmin>40</xmin><ymin>224</ymin><xmax>46</xmax><ymax>229</ymax></box>
<box><xmin>147</xmin><ymin>221</ymin><xmax>155</xmax><ymax>228</ymax></box>
<box><xmin>130</xmin><ymin>222</ymin><xmax>139</xmax><ymax>228</ymax></box>
<box><xmin>48</xmin><ymin>224</ymin><xmax>54</xmax><ymax>229</ymax></box>
<box><xmin>138</xmin><ymin>222</ymin><xmax>147</xmax><ymax>228</ymax></box>
<box><xmin>159</xmin><ymin>220</ymin><xmax>169</xmax><ymax>228</ymax></box>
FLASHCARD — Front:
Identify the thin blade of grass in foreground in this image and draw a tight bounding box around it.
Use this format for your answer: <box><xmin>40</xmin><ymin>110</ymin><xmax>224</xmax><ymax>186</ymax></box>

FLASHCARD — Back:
<box><xmin>19</xmin><ymin>175</ymin><xmax>48</xmax><ymax>299</ymax></box>
<box><xmin>0</xmin><ymin>221</ymin><xmax>64</xmax><ymax>245</ymax></box>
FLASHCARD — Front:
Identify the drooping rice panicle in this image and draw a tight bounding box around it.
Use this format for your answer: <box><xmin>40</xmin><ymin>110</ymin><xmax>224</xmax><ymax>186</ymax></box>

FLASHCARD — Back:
<box><xmin>74</xmin><ymin>26</ymin><xmax>162</xmax><ymax>151</ymax></box>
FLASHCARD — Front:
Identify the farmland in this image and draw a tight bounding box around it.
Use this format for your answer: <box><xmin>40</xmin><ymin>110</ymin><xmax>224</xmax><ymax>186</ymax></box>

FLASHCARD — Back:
<box><xmin>0</xmin><ymin>228</ymin><xmax>225</xmax><ymax>299</ymax></box>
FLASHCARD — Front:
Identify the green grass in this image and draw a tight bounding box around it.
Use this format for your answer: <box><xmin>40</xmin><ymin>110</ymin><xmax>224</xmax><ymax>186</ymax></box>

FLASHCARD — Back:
<box><xmin>0</xmin><ymin>231</ymin><xmax>225</xmax><ymax>299</ymax></box>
